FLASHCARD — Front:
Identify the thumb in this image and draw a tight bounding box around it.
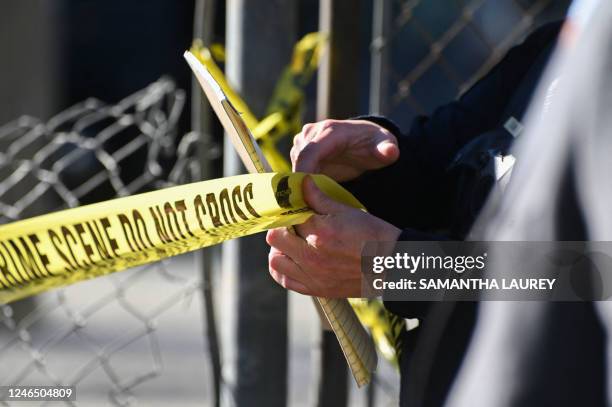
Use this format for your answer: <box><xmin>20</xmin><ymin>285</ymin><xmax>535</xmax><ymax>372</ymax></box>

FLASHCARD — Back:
<box><xmin>303</xmin><ymin>176</ymin><xmax>347</xmax><ymax>215</ymax></box>
<box><xmin>372</xmin><ymin>131</ymin><xmax>400</xmax><ymax>165</ymax></box>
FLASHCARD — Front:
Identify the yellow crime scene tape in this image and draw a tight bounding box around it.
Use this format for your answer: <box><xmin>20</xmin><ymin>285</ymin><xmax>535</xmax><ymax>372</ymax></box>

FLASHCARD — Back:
<box><xmin>0</xmin><ymin>172</ymin><xmax>358</xmax><ymax>304</ymax></box>
<box><xmin>191</xmin><ymin>34</ymin><xmax>405</xmax><ymax>367</ymax></box>
<box><xmin>0</xmin><ymin>33</ymin><xmax>402</xmax><ymax>388</ymax></box>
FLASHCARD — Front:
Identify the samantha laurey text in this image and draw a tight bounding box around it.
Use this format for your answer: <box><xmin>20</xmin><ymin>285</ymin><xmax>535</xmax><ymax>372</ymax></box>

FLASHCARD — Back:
<box><xmin>372</xmin><ymin>278</ymin><xmax>557</xmax><ymax>291</ymax></box>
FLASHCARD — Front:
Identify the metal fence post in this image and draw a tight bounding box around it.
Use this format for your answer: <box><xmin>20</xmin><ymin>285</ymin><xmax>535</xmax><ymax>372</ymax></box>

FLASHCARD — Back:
<box><xmin>317</xmin><ymin>0</ymin><xmax>362</xmax><ymax>120</ymax></box>
<box><xmin>316</xmin><ymin>1</ymin><xmax>361</xmax><ymax>406</ymax></box>
<box><xmin>224</xmin><ymin>1</ymin><xmax>297</xmax><ymax>405</ymax></box>
<box><xmin>366</xmin><ymin>3</ymin><xmax>392</xmax><ymax>403</ymax></box>
<box><xmin>370</xmin><ymin>0</ymin><xmax>392</xmax><ymax>116</ymax></box>
<box><xmin>192</xmin><ymin>2</ymin><xmax>222</xmax><ymax>406</ymax></box>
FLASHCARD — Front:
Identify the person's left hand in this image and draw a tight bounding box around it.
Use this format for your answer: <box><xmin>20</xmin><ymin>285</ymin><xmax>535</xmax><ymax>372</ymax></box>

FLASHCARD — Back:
<box><xmin>266</xmin><ymin>176</ymin><xmax>401</xmax><ymax>298</ymax></box>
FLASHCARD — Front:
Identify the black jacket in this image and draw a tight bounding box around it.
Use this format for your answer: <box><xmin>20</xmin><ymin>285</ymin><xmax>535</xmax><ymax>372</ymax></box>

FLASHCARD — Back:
<box><xmin>345</xmin><ymin>22</ymin><xmax>563</xmax><ymax>407</ymax></box>
<box><xmin>446</xmin><ymin>4</ymin><xmax>612</xmax><ymax>405</ymax></box>
<box><xmin>348</xmin><ymin>22</ymin><xmax>561</xmax><ymax>240</ymax></box>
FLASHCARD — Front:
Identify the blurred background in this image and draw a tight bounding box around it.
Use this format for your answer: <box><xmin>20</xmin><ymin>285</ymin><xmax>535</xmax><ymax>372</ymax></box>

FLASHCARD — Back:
<box><xmin>0</xmin><ymin>0</ymin><xmax>570</xmax><ymax>406</ymax></box>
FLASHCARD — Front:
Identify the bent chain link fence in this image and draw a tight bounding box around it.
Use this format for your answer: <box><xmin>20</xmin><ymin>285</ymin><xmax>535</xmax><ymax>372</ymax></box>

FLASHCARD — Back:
<box><xmin>0</xmin><ymin>78</ymin><xmax>220</xmax><ymax>406</ymax></box>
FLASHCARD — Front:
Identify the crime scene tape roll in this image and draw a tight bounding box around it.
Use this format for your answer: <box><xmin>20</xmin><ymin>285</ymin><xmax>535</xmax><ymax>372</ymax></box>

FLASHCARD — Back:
<box><xmin>0</xmin><ymin>172</ymin><xmax>363</xmax><ymax>304</ymax></box>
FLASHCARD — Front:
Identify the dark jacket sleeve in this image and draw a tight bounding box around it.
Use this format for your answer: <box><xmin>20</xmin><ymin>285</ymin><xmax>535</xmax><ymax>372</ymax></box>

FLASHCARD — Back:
<box><xmin>344</xmin><ymin>22</ymin><xmax>562</xmax><ymax>233</ymax></box>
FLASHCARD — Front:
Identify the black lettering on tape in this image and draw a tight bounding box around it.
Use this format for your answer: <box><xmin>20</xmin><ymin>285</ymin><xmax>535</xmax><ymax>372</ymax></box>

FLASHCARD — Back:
<box><xmin>194</xmin><ymin>195</ymin><xmax>208</xmax><ymax>231</ymax></box>
<box><xmin>10</xmin><ymin>238</ymin><xmax>43</xmax><ymax>279</ymax></box>
<box><xmin>243</xmin><ymin>183</ymin><xmax>261</xmax><ymax>218</ymax></box>
<box><xmin>174</xmin><ymin>200</ymin><xmax>195</xmax><ymax>238</ymax></box>
<box><xmin>132</xmin><ymin>210</ymin><xmax>155</xmax><ymax>249</ymax></box>
<box><xmin>0</xmin><ymin>241</ymin><xmax>21</xmax><ymax>281</ymax></box>
<box><xmin>163</xmin><ymin>202</ymin><xmax>184</xmax><ymax>240</ymax></box>
<box><xmin>85</xmin><ymin>220</ymin><xmax>112</xmax><ymax>261</ymax></box>
<box><xmin>118</xmin><ymin>214</ymin><xmax>141</xmax><ymax>252</ymax></box>
<box><xmin>232</xmin><ymin>186</ymin><xmax>249</xmax><ymax>221</ymax></box>
<box><xmin>206</xmin><ymin>193</ymin><xmax>223</xmax><ymax>227</ymax></box>
<box><xmin>174</xmin><ymin>199</ymin><xmax>194</xmax><ymax>237</ymax></box>
<box><xmin>99</xmin><ymin>217</ymin><xmax>119</xmax><ymax>258</ymax></box>
<box><xmin>61</xmin><ymin>226</ymin><xmax>86</xmax><ymax>270</ymax></box>
<box><xmin>1</xmin><ymin>240</ymin><xmax>29</xmax><ymax>282</ymax></box>
<box><xmin>0</xmin><ymin>243</ymin><xmax>18</xmax><ymax>286</ymax></box>
<box><xmin>48</xmin><ymin>229</ymin><xmax>76</xmax><ymax>272</ymax></box>
<box><xmin>74</xmin><ymin>223</ymin><xmax>95</xmax><ymax>266</ymax></box>
<box><xmin>150</xmin><ymin>206</ymin><xmax>173</xmax><ymax>244</ymax></box>
<box><xmin>28</xmin><ymin>234</ymin><xmax>50</xmax><ymax>276</ymax></box>
<box><xmin>219</xmin><ymin>188</ymin><xmax>238</xmax><ymax>224</ymax></box>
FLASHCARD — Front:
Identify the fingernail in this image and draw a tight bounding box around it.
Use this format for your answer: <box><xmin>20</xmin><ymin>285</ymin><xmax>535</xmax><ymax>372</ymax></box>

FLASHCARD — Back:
<box><xmin>378</xmin><ymin>140</ymin><xmax>398</xmax><ymax>156</ymax></box>
<box><xmin>378</xmin><ymin>140</ymin><xmax>393</xmax><ymax>150</ymax></box>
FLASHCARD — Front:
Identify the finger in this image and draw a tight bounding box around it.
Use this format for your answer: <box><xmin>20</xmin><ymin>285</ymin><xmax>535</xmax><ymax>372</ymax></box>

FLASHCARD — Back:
<box><xmin>294</xmin><ymin>123</ymin><xmax>317</xmax><ymax>151</ymax></box>
<box><xmin>293</xmin><ymin>142</ymin><xmax>323</xmax><ymax>173</ymax></box>
<box><xmin>292</xmin><ymin>133</ymin><xmax>301</xmax><ymax>150</ymax></box>
<box><xmin>292</xmin><ymin>131</ymin><xmax>305</xmax><ymax>152</ymax></box>
<box><xmin>372</xmin><ymin>131</ymin><xmax>400</xmax><ymax>164</ymax></box>
<box><xmin>302</xmin><ymin>175</ymin><xmax>350</xmax><ymax>215</ymax></box>
<box><xmin>269</xmin><ymin>269</ymin><xmax>311</xmax><ymax>295</ymax></box>
<box><xmin>290</xmin><ymin>143</ymin><xmax>299</xmax><ymax>166</ymax></box>
<box><xmin>266</xmin><ymin>227</ymin><xmax>309</xmax><ymax>263</ymax></box>
<box><xmin>294</xmin><ymin>127</ymin><xmax>347</xmax><ymax>173</ymax></box>
<box><xmin>268</xmin><ymin>248</ymin><xmax>309</xmax><ymax>286</ymax></box>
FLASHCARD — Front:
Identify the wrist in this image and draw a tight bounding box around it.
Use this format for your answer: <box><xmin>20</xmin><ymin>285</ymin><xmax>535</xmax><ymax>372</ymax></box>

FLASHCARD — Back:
<box><xmin>352</xmin><ymin>115</ymin><xmax>403</xmax><ymax>140</ymax></box>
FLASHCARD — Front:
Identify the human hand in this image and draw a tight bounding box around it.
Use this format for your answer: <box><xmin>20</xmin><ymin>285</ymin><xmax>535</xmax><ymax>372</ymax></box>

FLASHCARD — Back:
<box><xmin>290</xmin><ymin>119</ymin><xmax>399</xmax><ymax>182</ymax></box>
<box><xmin>266</xmin><ymin>176</ymin><xmax>401</xmax><ymax>298</ymax></box>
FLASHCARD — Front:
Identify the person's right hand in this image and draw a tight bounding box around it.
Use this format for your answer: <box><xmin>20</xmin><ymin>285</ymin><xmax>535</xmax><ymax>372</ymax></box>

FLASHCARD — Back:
<box><xmin>290</xmin><ymin>119</ymin><xmax>400</xmax><ymax>182</ymax></box>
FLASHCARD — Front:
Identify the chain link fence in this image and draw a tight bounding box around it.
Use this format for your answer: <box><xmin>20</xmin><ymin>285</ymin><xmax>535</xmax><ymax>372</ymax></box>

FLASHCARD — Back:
<box><xmin>371</xmin><ymin>0</ymin><xmax>571</xmax><ymax>129</ymax></box>
<box><xmin>0</xmin><ymin>79</ymin><xmax>220</xmax><ymax>406</ymax></box>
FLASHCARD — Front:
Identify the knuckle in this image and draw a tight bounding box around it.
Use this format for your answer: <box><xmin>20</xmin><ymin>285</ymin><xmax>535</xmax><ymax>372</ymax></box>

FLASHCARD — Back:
<box><xmin>305</xmin><ymin>233</ymin><xmax>324</xmax><ymax>249</ymax></box>
<box><xmin>292</xmin><ymin>132</ymin><xmax>302</xmax><ymax>147</ymax></box>
<box><xmin>290</xmin><ymin>146</ymin><xmax>298</xmax><ymax>162</ymax></box>
<box><xmin>302</xmin><ymin>219</ymin><xmax>332</xmax><ymax>249</ymax></box>
<box><xmin>267</xmin><ymin>251</ymin><xmax>275</xmax><ymax>269</ymax></box>
<box><xmin>268</xmin><ymin>251</ymin><xmax>283</xmax><ymax>270</ymax></box>
<box><xmin>319</xmin><ymin>119</ymin><xmax>338</xmax><ymax>132</ymax></box>
<box><xmin>302</xmin><ymin>123</ymin><xmax>315</xmax><ymax>134</ymax></box>
<box><xmin>266</xmin><ymin>229</ymin><xmax>279</xmax><ymax>246</ymax></box>
<box><xmin>279</xmin><ymin>275</ymin><xmax>291</xmax><ymax>290</ymax></box>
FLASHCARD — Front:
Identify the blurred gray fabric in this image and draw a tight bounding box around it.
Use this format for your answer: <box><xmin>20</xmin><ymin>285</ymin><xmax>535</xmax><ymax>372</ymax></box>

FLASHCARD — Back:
<box><xmin>448</xmin><ymin>2</ymin><xmax>612</xmax><ymax>406</ymax></box>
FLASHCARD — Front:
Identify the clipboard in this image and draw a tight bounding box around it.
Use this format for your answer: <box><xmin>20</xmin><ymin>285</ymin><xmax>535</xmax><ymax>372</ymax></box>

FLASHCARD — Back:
<box><xmin>184</xmin><ymin>51</ymin><xmax>377</xmax><ymax>386</ymax></box>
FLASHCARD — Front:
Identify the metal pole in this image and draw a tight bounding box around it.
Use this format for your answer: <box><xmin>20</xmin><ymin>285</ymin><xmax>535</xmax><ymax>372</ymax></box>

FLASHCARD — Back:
<box><xmin>317</xmin><ymin>0</ymin><xmax>361</xmax><ymax>120</ymax></box>
<box><xmin>191</xmin><ymin>1</ymin><xmax>222</xmax><ymax>406</ymax></box>
<box><xmin>369</xmin><ymin>0</ymin><xmax>392</xmax><ymax>115</ymax></box>
<box><xmin>316</xmin><ymin>1</ymin><xmax>361</xmax><ymax>406</ymax></box>
<box><xmin>225</xmin><ymin>1</ymin><xmax>297</xmax><ymax>405</ymax></box>
<box><xmin>366</xmin><ymin>3</ymin><xmax>392</xmax><ymax>404</ymax></box>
